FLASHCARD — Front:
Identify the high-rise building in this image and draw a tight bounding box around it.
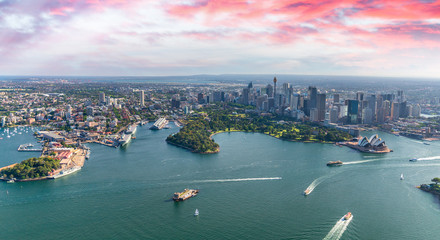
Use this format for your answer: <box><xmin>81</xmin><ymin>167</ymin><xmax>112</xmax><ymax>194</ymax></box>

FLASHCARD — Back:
<box><xmin>329</xmin><ymin>107</ymin><xmax>339</xmax><ymax>123</ymax></box>
<box><xmin>282</xmin><ymin>83</ymin><xmax>290</xmax><ymax>96</ymax></box>
<box><xmin>316</xmin><ymin>93</ymin><xmax>326</xmax><ymax>121</ymax></box>
<box><xmin>397</xmin><ymin>90</ymin><xmax>404</xmax><ymax>103</ymax></box>
<box><xmin>266</xmin><ymin>84</ymin><xmax>274</xmax><ymax>98</ymax></box>
<box><xmin>242</xmin><ymin>88</ymin><xmax>250</xmax><ymax>105</ymax></box>
<box><xmin>362</xmin><ymin>108</ymin><xmax>373</xmax><ymax>124</ymax></box>
<box><xmin>356</xmin><ymin>92</ymin><xmax>364</xmax><ymax>101</ymax></box>
<box><xmin>273</xmin><ymin>77</ymin><xmax>277</xmax><ymax>99</ymax></box>
<box><xmin>86</xmin><ymin>106</ymin><xmax>94</xmax><ymax>116</ymax></box>
<box><xmin>310</xmin><ymin>108</ymin><xmax>319</xmax><ymax>122</ymax></box>
<box><xmin>99</xmin><ymin>92</ymin><xmax>105</xmax><ymax>103</ymax></box>
<box><xmin>391</xmin><ymin>102</ymin><xmax>400</xmax><ymax>120</ymax></box>
<box><xmin>333</xmin><ymin>94</ymin><xmax>340</xmax><ymax>104</ymax></box>
<box><xmin>140</xmin><ymin>90</ymin><xmax>145</xmax><ymax>106</ymax></box>
<box><xmin>347</xmin><ymin>100</ymin><xmax>359</xmax><ymax>124</ymax></box>
<box><xmin>412</xmin><ymin>104</ymin><xmax>421</xmax><ymax>117</ymax></box>
<box><xmin>197</xmin><ymin>93</ymin><xmax>204</xmax><ymax>104</ymax></box>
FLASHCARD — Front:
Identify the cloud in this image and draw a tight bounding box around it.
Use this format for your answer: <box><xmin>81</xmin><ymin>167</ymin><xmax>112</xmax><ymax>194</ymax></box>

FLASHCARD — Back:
<box><xmin>0</xmin><ymin>0</ymin><xmax>439</xmax><ymax>77</ymax></box>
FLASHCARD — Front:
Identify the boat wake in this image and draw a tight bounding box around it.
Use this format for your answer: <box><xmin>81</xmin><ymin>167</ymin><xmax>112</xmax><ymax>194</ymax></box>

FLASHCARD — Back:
<box><xmin>191</xmin><ymin>177</ymin><xmax>282</xmax><ymax>183</ymax></box>
<box><xmin>343</xmin><ymin>159</ymin><xmax>379</xmax><ymax>165</ymax></box>
<box><xmin>323</xmin><ymin>215</ymin><xmax>353</xmax><ymax>240</ymax></box>
<box><xmin>417</xmin><ymin>156</ymin><xmax>440</xmax><ymax>161</ymax></box>
<box><xmin>304</xmin><ymin>175</ymin><xmax>331</xmax><ymax>195</ymax></box>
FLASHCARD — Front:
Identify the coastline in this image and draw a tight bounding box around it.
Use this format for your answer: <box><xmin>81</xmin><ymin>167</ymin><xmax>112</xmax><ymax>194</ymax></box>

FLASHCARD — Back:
<box><xmin>167</xmin><ymin>130</ymin><xmax>344</xmax><ymax>154</ymax></box>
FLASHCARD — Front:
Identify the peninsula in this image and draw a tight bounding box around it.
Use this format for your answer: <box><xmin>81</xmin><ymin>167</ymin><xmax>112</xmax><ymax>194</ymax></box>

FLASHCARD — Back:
<box><xmin>418</xmin><ymin>178</ymin><xmax>440</xmax><ymax>196</ymax></box>
<box><xmin>166</xmin><ymin>104</ymin><xmax>352</xmax><ymax>154</ymax></box>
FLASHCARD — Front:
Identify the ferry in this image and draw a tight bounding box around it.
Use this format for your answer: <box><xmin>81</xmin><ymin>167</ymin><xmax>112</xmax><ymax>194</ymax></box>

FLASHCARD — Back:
<box><xmin>85</xmin><ymin>150</ymin><xmax>91</xmax><ymax>159</ymax></box>
<box><xmin>327</xmin><ymin>161</ymin><xmax>343</xmax><ymax>167</ymax></box>
<box><xmin>49</xmin><ymin>166</ymin><xmax>81</xmax><ymax>179</ymax></box>
<box><xmin>409</xmin><ymin>158</ymin><xmax>418</xmax><ymax>162</ymax></box>
<box><xmin>173</xmin><ymin>189</ymin><xmax>199</xmax><ymax>201</ymax></box>
<box><xmin>343</xmin><ymin>212</ymin><xmax>352</xmax><ymax>220</ymax></box>
<box><xmin>150</xmin><ymin>117</ymin><xmax>169</xmax><ymax>130</ymax></box>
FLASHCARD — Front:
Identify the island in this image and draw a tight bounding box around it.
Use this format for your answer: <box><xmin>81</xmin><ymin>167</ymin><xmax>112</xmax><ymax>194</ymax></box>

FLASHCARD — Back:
<box><xmin>418</xmin><ymin>178</ymin><xmax>440</xmax><ymax>196</ymax></box>
<box><xmin>166</xmin><ymin>104</ymin><xmax>353</xmax><ymax>154</ymax></box>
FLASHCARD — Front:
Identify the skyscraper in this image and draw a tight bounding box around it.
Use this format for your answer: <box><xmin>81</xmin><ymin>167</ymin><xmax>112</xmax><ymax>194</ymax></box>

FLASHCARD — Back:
<box><xmin>316</xmin><ymin>93</ymin><xmax>326</xmax><ymax>121</ymax></box>
<box><xmin>347</xmin><ymin>100</ymin><xmax>359</xmax><ymax>124</ymax></box>
<box><xmin>140</xmin><ymin>90</ymin><xmax>145</xmax><ymax>106</ymax></box>
<box><xmin>273</xmin><ymin>77</ymin><xmax>277</xmax><ymax>101</ymax></box>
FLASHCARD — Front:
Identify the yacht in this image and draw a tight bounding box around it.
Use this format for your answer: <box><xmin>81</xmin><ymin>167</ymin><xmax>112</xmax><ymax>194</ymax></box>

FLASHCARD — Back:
<box><xmin>49</xmin><ymin>166</ymin><xmax>81</xmax><ymax>179</ymax></box>
<box><xmin>409</xmin><ymin>158</ymin><xmax>418</xmax><ymax>162</ymax></box>
<box><xmin>194</xmin><ymin>209</ymin><xmax>199</xmax><ymax>216</ymax></box>
<box><xmin>400</xmin><ymin>173</ymin><xmax>404</xmax><ymax>180</ymax></box>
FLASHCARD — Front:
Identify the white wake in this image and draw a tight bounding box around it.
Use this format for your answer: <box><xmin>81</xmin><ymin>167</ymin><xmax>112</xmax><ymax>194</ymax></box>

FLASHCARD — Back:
<box><xmin>192</xmin><ymin>177</ymin><xmax>282</xmax><ymax>183</ymax></box>
<box><xmin>323</xmin><ymin>215</ymin><xmax>353</xmax><ymax>240</ymax></box>
<box><xmin>417</xmin><ymin>156</ymin><xmax>440</xmax><ymax>161</ymax></box>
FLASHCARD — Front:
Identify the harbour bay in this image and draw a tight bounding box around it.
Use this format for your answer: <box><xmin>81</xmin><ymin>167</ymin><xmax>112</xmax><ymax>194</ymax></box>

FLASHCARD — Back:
<box><xmin>1</xmin><ymin>124</ymin><xmax>440</xmax><ymax>239</ymax></box>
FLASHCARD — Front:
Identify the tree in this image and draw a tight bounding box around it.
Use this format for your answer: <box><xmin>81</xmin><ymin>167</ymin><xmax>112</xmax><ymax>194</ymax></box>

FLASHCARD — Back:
<box><xmin>431</xmin><ymin>177</ymin><xmax>440</xmax><ymax>185</ymax></box>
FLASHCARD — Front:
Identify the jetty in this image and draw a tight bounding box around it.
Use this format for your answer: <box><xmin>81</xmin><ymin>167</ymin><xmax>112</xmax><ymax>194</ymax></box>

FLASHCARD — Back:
<box><xmin>17</xmin><ymin>143</ymin><xmax>43</xmax><ymax>152</ymax></box>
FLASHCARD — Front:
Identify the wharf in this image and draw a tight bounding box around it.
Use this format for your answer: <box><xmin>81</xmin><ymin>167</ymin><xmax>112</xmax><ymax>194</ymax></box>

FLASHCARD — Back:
<box><xmin>17</xmin><ymin>143</ymin><xmax>42</xmax><ymax>152</ymax></box>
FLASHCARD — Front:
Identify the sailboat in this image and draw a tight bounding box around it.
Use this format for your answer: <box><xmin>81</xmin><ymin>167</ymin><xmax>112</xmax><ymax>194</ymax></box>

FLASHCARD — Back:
<box><xmin>194</xmin><ymin>209</ymin><xmax>199</xmax><ymax>216</ymax></box>
<box><xmin>400</xmin><ymin>173</ymin><xmax>404</xmax><ymax>180</ymax></box>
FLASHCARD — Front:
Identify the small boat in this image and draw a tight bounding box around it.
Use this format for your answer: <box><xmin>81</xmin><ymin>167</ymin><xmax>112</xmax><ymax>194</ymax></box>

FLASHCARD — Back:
<box><xmin>194</xmin><ymin>209</ymin><xmax>199</xmax><ymax>216</ymax></box>
<box><xmin>303</xmin><ymin>189</ymin><xmax>311</xmax><ymax>196</ymax></box>
<box><xmin>343</xmin><ymin>212</ymin><xmax>352</xmax><ymax>220</ymax></box>
<box><xmin>409</xmin><ymin>158</ymin><xmax>417</xmax><ymax>162</ymax></box>
<box><xmin>423</xmin><ymin>142</ymin><xmax>430</xmax><ymax>145</ymax></box>
<box><xmin>400</xmin><ymin>173</ymin><xmax>404</xmax><ymax>180</ymax></box>
<box><xmin>7</xmin><ymin>178</ymin><xmax>15</xmax><ymax>183</ymax></box>
<box><xmin>327</xmin><ymin>161</ymin><xmax>343</xmax><ymax>167</ymax></box>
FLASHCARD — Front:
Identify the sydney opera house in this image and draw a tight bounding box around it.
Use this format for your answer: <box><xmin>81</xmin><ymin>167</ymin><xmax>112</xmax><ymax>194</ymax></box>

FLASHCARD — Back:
<box><xmin>342</xmin><ymin>134</ymin><xmax>391</xmax><ymax>153</ymax></box>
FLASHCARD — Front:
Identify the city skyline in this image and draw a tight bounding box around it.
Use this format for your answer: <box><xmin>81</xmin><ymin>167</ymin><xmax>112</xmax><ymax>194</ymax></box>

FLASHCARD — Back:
<box><xmin>1</xmin><ymin>0</ymin><xmax>440</xmax><ymax>78</ymax></box>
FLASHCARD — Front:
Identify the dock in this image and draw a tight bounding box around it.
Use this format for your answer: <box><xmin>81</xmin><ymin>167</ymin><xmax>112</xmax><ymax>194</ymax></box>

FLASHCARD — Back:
<box><xmin>17</xmin><ymin>143</ymin><xmax>43</xmax><ymax>152</ymax></box>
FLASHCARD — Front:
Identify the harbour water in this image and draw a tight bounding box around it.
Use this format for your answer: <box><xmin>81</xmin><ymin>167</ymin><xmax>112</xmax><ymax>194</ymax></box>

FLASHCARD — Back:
<box><xmin>1</xmin><ymin>125</ymin><xmax>440</xmax><ymax>239</ymax></box>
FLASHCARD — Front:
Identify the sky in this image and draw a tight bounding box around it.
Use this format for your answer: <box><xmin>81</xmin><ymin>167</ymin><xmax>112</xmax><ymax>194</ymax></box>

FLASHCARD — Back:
<box><xmin>0</xmin><ymin>0</ymin><xmax>439</xmax><ymax>78</ymax></box>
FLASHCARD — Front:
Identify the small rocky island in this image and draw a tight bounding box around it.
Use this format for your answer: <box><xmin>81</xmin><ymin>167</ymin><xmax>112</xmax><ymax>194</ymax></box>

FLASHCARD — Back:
<box><xmin>419</xmin><ymin>178</ymin><xmax>440</xmax><ymax>196</ymax></box>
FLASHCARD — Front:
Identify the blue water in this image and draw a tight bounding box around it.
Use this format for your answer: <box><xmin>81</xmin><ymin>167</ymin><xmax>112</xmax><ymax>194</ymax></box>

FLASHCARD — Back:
<box><xmin>1</xmin><ymin>125</ymin><xmax>440</xmax><ymax>239</ymax></box>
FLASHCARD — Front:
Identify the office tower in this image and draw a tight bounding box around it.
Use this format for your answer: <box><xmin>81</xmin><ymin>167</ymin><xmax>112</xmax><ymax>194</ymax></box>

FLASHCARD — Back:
<box><xmin>391</xmin><ymin>102</ymin><xmax>400</xmax><ymax>120</ymax></box>
<box><xmin>273</xmin><ymin>77</ymin><xmax>277</xmax><ymax>99</ymax></box>
<box><xmin>99</xmin><ymin>92</ymin><xmax>105</xmax><ymax>103</ymax></box>
<box><xmin>248</xmin><ymin>82</ymin><xmax>253</xmax><ymax>89</ymax></box>
<box><xmin>399</xmin><ymin>101</ymin><xmax>408</xmax><ymax>118</ymax></box>
<box><xmin>290</xmin><ymin>94</ymin><xmax>299</xmax><ymax>110</ymax></box>
<box><xmin>213</xmin><ymin>92</ymin><xmax>222</xmax><ymax>102</ymax></box>
<box><xmin>308</xmin><ymin>86</ymin><xmax>317</xmax><ymax>108</ymax></box>
<box><xmin>282</xmin><ymin>83</ymin><xmax>290</xmax><ymax>96</ymax></box>
<box><xmin>316</xmin><ymin>93</ymin><xmax>326</xmax><ymax>121</ymax></box>
<box><xmin>347</xmin><ymin>100</ymin><xmax>359</xmax><ymax>124</ymax></box>
<box><xmin>140</xmin><ymin>90</ymin><xmax>145</xmax><ymax>106</ymax></box>
<box><xmin>383</xmin><ymin>100</ymin><xmax>391</xmax><ymax>120</ymax></box>
<box><xmin>412</xmin><ymin>104</ymin><xmax>421</xmax><ymax>117</ymax></box>
<box><xmin>242</xmin><ymin>88</ymin><xmax>250</xmax><ymax>105</ymax></box>
<box><xmin>266</xmin><ymin>84</ymin><xmax>274</xmax><ymax>98</ymax></box>
<box><xmin>197</xmin><ymin>93</ymin><xmax>204</xmax><ymax>104</ymax></box>
<box><xmin>257</xmin><ymin>95</ymin><xmax>268</xmax><ymax>110</ymax></box>
<box><xmin>330</xmin><ymin>107</ymin><xmax>339</xmax><ymax>123</ymax></box>
<box><xmin>362</xmin><ymin>108</ymin><xmax>373</xmax><ymax>124</ymax></box>
<box><xmin>310</xmin><ymin>108</ymin><xmax>319</xmax><ymax>122</ymax></box>
<box><xmin>356</xmin><ymin>92</ymin><xmax>364</xmax><ymax>101</ymax></box>
<box><xmin>333</xmin><ymin>94</ymin><xmax>340</xmax><ymax>104</ymax></box>
<box><xmin>171</xmin><ymin>99</ymin><xmax>180</xmax><ymax>108</ymax></box>
<box><xmin>339</xmin><ymin>105</ymin><xmax>348</xmax><ymax>119</ymax></box>
<box><xmin>397</xmin><ymin>90</ymin><xmax>404</xmax><ymax>103</ymax></box>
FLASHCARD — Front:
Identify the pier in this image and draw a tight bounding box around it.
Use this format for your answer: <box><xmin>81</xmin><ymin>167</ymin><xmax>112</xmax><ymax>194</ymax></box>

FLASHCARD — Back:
<box><xmin>17</xmin><ymin>143</ymin><xmax>43</xmax><ymax>152</ymax></box>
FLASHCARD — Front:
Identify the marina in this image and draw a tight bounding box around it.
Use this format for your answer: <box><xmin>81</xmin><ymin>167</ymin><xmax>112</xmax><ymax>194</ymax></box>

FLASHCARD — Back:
<box><xmin>17</xmin><ymin>143</ymin><xmax>42</xmax><ymax>152</ymax></box>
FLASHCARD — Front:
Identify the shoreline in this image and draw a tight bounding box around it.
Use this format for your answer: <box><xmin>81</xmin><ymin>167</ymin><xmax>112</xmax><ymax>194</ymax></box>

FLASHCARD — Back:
<box><xmin>167</xmin><ymin>130</ymin><xmax>343</xmax><ymax>154</ymax></box>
